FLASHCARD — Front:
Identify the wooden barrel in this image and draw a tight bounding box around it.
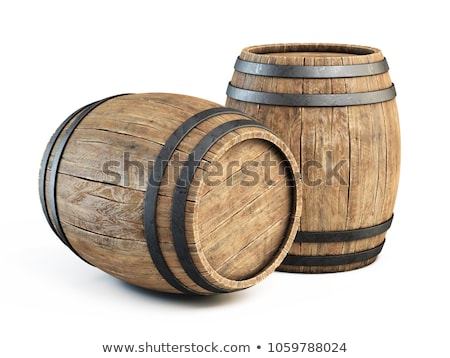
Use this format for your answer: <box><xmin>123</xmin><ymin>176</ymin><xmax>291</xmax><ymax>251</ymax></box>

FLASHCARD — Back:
<box><xmin>39</xmin><ymin>93</ymin><xmax>301</xmax><ymax>294</ymax></box>
<box><xmin>226</xmin><ymin>43</ymin><xmax>400</xmax><ymax>273</ymax></box>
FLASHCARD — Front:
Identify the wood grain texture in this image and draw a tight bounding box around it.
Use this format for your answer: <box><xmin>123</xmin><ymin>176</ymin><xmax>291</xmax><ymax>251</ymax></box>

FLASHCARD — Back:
<box><xmin>226</xmin><ymin>43</ymin><xmax>400</xmax><ymax>273</ymax></box>
<box><xmin>40</xmin><ymin>93</ymin><xmax>301</xmax><ymax>294</ymax></box>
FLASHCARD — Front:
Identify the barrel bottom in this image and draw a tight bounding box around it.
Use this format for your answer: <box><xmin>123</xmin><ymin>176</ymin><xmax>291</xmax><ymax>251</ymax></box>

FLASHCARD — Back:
<box><xmin>277</xmin><ymin>225</ymin><xmax>388</xmax><ymax>273</ymax></box>
<box><xmin>277</xmin><ymin>256</ymin><xmax>378</xmax><ymax>273</ymax></box>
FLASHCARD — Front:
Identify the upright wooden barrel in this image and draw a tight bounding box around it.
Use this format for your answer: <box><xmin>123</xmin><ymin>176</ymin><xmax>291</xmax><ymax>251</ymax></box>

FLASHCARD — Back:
<box><xmin>39</xmin><ymin>93</ymin><xmax>301</xmax><ymax>294</ymax></box>
<box><xmin>226</xmin><ymin>43</ymin><xmax>400</xmax><ymax>273</ymax></box>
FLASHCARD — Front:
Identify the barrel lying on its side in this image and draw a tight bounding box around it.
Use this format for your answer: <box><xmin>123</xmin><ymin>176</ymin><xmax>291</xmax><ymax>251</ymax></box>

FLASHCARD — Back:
<box><xmin>39</xmin><ymin>93</ymin><xmax>301</xmax><ymax>294</ymax></box>
<box><xmin>226</xmin><ymin>43</ymin><xmax>400</xmax><ymax>273</ymax></box>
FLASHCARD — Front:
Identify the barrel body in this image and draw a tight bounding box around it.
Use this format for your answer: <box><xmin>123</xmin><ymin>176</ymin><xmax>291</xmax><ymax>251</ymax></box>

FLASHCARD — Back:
<box><xmin>226</xmin><ymin>43</ymin><xmax>400</xmax><ymax>273</ymax></box>
<box><xmin>40</xmin><ymin>93</ymin><xmax>300</xmax><ymax>293</ymax></box>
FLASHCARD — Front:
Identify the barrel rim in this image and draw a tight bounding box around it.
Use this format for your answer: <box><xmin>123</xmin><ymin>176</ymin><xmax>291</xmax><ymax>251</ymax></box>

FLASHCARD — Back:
<box><xmin>240</xmin><ymin>43</ymin><xmax>383</xmax><ymax>64</ymax></box>
<box><xmin>186</xmin><ymin>126</ymin><xmax>301</xmax><ymax>291</ymax></box>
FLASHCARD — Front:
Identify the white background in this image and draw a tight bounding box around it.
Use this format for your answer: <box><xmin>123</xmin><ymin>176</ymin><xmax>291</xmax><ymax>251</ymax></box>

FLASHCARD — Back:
<box><xmin>1</xmin><ymin>1</ymin><xmax>448</xmax><ymax>357</ymax></box>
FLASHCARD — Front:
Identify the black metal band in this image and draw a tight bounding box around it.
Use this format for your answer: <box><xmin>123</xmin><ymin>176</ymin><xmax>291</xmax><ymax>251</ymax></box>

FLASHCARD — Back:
<box><xmin>143</xmin><ymin>107</ymin><xmax>250</xmax><ymax>294</ymax></box>
<box><xmin>227</xmin><ymin>83</ymin><xmax>396</xmax><ymax>107</ymax></box>
<box><xmin>295</xmin><ymin>215</ymin><xmax>393</xmax><ymax>243</ymax></box>
<box><xmin>281</xmin><ymin>241</ymin><xmax>385</xmax><ymax>267</ymax></box>
<box><xmin>39</xmin><ymin>94</ymin><xmax>129</xmax><ymax>263</ymax></box>
<box><xmin>234</xmin><ymin>57</ymin><xmax>389</xmax><ymax>78</ymax></box>
<box><xmin>39</xmin><ymin>104</ymin><xmax>90</xmax><ymax>238</ymax></box>
<box><xmin>171</xmin><ymin>119</ymin><xmax>267</xmax><ymax>293</ymax></box>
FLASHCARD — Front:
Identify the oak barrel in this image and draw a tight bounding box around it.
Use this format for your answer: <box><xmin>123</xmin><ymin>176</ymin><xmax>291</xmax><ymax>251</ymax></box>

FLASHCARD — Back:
<box><xmin>39</xmin><ymin>93</ymin><xmax>301</xmax><ymax>294</ymax></box>
<box><xmin>226</xmin><ymin>43</ymin><xmax>400</xmax><ymax>273</ymax></box>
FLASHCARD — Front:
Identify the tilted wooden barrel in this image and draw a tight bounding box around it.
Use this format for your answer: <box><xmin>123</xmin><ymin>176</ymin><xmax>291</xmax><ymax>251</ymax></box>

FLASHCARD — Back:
<box><xmin>39</xmin><ymin>93</ymin><xmax>301</xmax><ymax>294</ymax></box>
<box><xmin>226</xmin><ymin>43</ymin><xmax>400</xmax><ymax>273</ymax></box>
